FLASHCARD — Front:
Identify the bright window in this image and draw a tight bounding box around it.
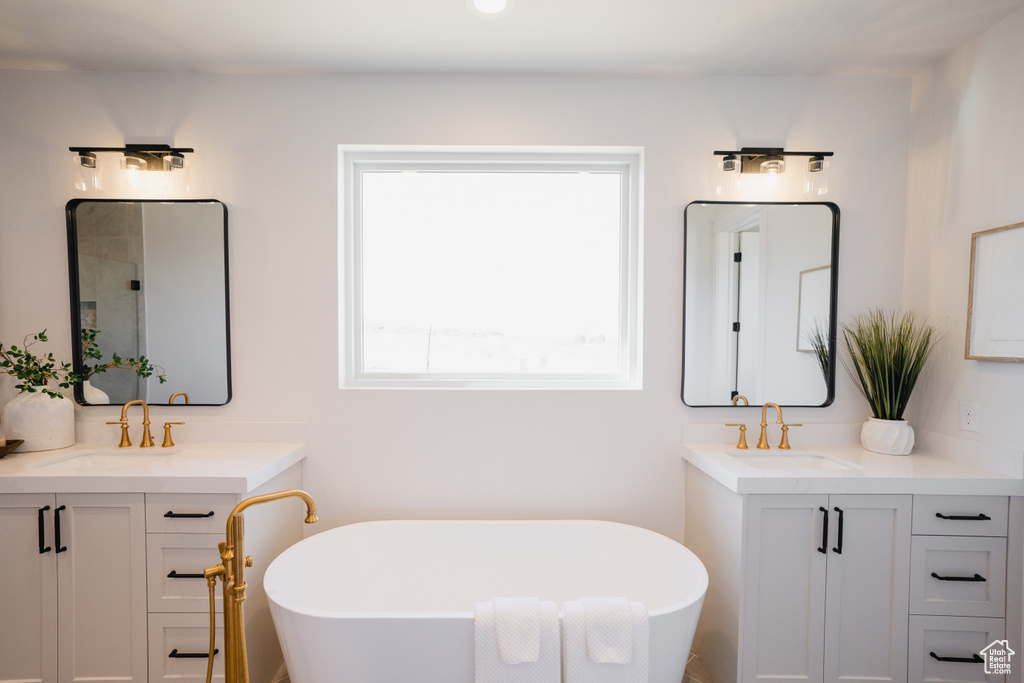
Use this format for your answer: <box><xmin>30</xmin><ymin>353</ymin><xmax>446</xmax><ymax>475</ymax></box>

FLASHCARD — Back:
<box><xmin>340</xmin><ymin>146</ymin><xmax>642</xmax><ymax>388</ymax></box>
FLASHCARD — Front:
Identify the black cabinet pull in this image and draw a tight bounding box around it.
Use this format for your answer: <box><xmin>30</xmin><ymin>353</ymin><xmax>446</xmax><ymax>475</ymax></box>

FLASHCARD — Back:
<box><xmin>818</xmin><ymin>507</ymin><xmax>829</xmax><ymax>554</ymax></box>
<box><xmin>931</xmin><ymin>572</ymin><xmax>986</xmax><ymax>582</ymax></box>
<box><xmin>164</xmin><ymin>510</ymin><xmax>215</xmax><ymax>519</ymax></box>
<box><xmin>930</xmin><ymin>652</ymin><xmax>983</xmax><ymax>664</ymax></box>
<box><xmin>167</xmin><ymin>570</ymin><xmax>206</xmax><ymax>579</ymax></box>
<box><xmin>832</xmin><ymin>507</ymin><xmax>844</xmax><ymax>554</ymax></box>
<box><xmin>38</xmin><ymin>505</ymin><xmax>51</xmax><ymax>554</ymax></box>
<box><xmin>935</xmin><ymin>512</ymin><xmax>991</xmax><ymax>521</ymax></box>
<box><xmin>54</xmin><ymin>505</ymin><xmax>67</xmax><ymax>553</ymax></box>
<box><xmin>168</xmin><ymin>649</ymin><xmax>218</xmax><ymax>659</ymax></box>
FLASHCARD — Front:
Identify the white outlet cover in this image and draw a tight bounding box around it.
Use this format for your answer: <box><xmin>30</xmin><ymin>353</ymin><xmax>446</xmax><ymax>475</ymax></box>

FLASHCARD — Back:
<box><xmin>959</xmin><ymin>402</ymin><xmax>980</xmax><ymax>432</ymax></box>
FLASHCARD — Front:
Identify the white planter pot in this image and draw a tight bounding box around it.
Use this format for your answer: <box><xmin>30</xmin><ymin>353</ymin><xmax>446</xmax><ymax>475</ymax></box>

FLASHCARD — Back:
<box><xmin>2</xmin><ymin>389</ymin><xmax>76</xmax><ymax>452</ymax></box>
<box><xmin>861</xmin><ymin>417</ymin><xmax>914</xmax><ymax>455</ymax></box>
<box><xmin>82</xmin><ymin>379</ymin><xmax>110</xmax><ymax>405</ymax></box>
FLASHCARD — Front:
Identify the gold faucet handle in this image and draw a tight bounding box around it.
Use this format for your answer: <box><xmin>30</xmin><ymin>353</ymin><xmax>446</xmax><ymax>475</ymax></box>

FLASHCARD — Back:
<box><xmin>725</xmin><ymin>424</ymin><xmax>748</xmax><ymax>450</ymax></box>
<box><xmin>779</xmin><ymin>423</ymin><xmax>802</xmax><ymax>450</ymax></box>
<box><xmin>106</xmin><ymin>420</ymin><xmax>132</xmax><ymax>448</ymax></box>
<box><xmin>162</xmin><ymin>422</ymin><xmax>185</xmax><ymax>448</ymax></box>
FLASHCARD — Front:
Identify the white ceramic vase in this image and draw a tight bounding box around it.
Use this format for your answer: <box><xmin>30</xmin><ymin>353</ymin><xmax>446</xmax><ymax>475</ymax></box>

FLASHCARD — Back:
<box><xmin>860</xmin><ymin>417</ymin><xmax>914</xmax><ymax>455</ymax></box>
<box><xmin>2</xmin><ymin>388</ymin><xmax>76</xmax><ymax>452</ymax></box>
<box><xmin>82</xmin><ymin>379</ymin><xmax>110</xmax><ymax>405</ymax></box>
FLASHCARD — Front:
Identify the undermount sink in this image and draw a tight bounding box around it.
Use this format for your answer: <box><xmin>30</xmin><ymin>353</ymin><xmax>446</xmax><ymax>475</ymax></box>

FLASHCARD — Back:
<box><xmin>28</xmin><ymin>449</ymin><xmax>180</xmax><ymax>469</ymax></box>
<box><xmin>727</xmin><ymin>450</ymin><xmax>859</xmax><ymax>470</ymax></box>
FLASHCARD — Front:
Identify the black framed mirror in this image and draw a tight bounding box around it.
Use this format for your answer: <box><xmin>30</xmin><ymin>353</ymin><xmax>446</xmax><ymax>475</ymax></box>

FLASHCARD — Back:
<box><xmin>682</xmin><ymin>201</ymin><xmax>839</xmax><ymax>407</ymax></box>
<box><xmin>66</xmin><ymin>199</ymin><xmax>231</xmax><ymax>406</ymax></box>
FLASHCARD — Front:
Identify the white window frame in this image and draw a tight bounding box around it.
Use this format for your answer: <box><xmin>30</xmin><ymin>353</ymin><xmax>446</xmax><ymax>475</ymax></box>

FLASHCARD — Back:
<box><xmin>339</xmin><ymin>145</ymin><xmax>643</xmax><ymax>389</ymax></box>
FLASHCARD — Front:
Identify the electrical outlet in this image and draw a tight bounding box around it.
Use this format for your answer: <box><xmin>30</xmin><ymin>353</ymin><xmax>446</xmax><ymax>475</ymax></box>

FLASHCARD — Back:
<box><xmin>959</xmin><ymin>402</ymin><xmax>980</xmax><ymax>432</ymax></box>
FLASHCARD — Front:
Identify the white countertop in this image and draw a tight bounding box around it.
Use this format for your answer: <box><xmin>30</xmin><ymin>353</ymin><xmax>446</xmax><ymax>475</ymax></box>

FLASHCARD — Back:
<box><xmin>683</xmin><ymin>426</ymin><xmax>1024</xmax><ymax>495</ymax></box>
<box><xmin>0</xmin><ymin>442</ymin><xmax>306</xmax><ymax>494</ymax></box>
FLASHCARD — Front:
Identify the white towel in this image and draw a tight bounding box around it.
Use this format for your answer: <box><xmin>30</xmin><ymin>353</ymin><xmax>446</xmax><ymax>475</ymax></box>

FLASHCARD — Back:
<box><xmin>580</xmin><ymin>597</ymin><xmax>634</xmax><ymax>663</ymax></box>
<box><xmin>475</xmin><ymin>599</ymin><xmax>560</xmax><ymax>683</ymax></box>
<box><xmin>494</xmin><ymin>597</ymin><xmax>541</xmax><ymax>664</ymax></box>
<box><xmin>563</xmin><ymin>600</ymin><xmax>649</xmax><ymax>683</ymax></box>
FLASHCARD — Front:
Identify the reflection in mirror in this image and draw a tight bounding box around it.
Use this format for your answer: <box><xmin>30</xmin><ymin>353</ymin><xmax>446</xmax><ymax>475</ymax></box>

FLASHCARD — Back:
<box><xmin>682</xmin><ymin>201</ymin><xmax>839</xmax><ymax>407</ymax></box>
<box><xmin>66</xmin><ymin>199</ymin><xmax>231</xmax><ymax>405</ymax></box>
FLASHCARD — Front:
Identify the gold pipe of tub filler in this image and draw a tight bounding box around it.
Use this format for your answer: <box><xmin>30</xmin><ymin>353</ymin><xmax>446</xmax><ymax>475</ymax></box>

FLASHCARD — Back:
<box><xmin>757</xmin><ymin>402</ymin><xmax>784</xmax><ymax>450</ymax></box>
<box><xmin>169</xmin><ymin>392</ymin><xmax>191</xmax><ymax>405</ymax></box>
<box><xmin>204</xmin><ymin>490</ymin><xmax>319</xmax><ymax>683</ymax></box>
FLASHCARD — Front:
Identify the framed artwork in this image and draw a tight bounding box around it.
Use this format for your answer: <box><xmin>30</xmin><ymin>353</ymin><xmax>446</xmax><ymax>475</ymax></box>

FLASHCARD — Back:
<box><xmin>796</xmin><ymin>265</ymin><xmax>831</xmax><ymax>352</ymax></box>
<box><xmin>966</xmin><ymin>221</ymin><xmax>1024</xmax><ymax>362</ymax></box>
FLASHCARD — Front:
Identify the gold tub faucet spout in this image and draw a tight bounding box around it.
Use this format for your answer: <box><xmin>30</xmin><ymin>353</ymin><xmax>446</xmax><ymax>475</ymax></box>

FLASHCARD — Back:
<box><xmin>757</xmin><ymin>402</ymin><xmax>784</xmax><ymax>450</ymax></box>
<box><xmin>204</xmin><ymin>490</ymin><xmax>318</xmax><ymax>683</ymax></box>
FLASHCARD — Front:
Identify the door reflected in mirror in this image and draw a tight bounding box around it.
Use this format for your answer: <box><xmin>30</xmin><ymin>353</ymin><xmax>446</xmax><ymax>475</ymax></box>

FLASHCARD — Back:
<box><xmin>682</xmin><ymin>201</ymin><xmax>839</xmax><ymax>407</ymax></box>
<box><xmin>67</xmin><ymin>199</ymin><xmax>231</xmax><ymax>406</ymax></box>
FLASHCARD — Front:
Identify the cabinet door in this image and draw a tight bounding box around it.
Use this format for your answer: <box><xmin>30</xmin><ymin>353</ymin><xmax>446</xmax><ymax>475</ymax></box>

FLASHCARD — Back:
<box><xmin>55</xmin><ymin>493</ymin><xmax>147</xmax><ymax>683</ymax></box>
<box><xmin>0</xmin><ymin>493</ymin><xmax>58</xmax><ymax>683</ymax></box>
<box><xmin>823</xmin><ymin>494</ymin><xmax>911</xmax><ymax>683</ymax></box>
<box><xmin>743</xmin><ymin>494</ymin><xmax>829</xmax><ymax>683</ymax></box>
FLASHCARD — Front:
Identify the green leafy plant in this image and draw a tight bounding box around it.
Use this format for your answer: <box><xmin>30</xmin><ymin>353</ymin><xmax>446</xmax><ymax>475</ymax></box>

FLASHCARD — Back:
<box><xmin>0</xmin><ymin>330</ymin><xmax>79</xmax><ymax>398</ymax></box>
<box><xmin>841</xmin><ymin>309</ymin><xmax>938</xmax><ymax>421</ymax></box>
<box><xmin>80</xmin><ymin>328</ymin><xmax>166</xmax><ymax>385</ymax></box>
<box><xmin>806</xmin><ymin>320</ymin><xmax>830</xmax><ymax>385</ymax></box>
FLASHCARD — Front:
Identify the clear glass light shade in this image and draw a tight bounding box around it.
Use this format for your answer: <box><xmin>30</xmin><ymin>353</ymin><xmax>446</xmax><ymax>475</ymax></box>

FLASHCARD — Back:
<box><xmin>121</xmin><ymin>154</ymin><xmax>147</xmax><ymax>190</ymax></box>
<box><xmin>163</xmin><ymin>155</ymin><xmax>191</xmax><ymax>194</ymax></box>
<box><xmin>760</xmin><ymin>157</ymin><xmax>785</xmax><ymax>175</ymax></box>
<box><xmin>804</xmin><ymin>157</ymin><xmax>830</xmax><ymax>196</ymax></box>
<box><xmin>72</xmin><ymin>153</ymin><xmax>102</xmax><ymax>191</ymax></box>
<box><xmin>715</xmin><ymin>157</ymin><xmax>742</xmax><ymax>198</ymax></box>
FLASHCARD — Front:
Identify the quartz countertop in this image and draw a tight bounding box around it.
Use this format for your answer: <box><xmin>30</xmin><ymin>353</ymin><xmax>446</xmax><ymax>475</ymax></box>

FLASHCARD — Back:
<box><xmin>683</xmin><ymin>426</ymin><xmax>1024</xmax><ymax>496</ymax></box>
<box><xmin>0</xmin><ymin>441</ymin><xmax>306</xmax><ymax>494</ymax></box>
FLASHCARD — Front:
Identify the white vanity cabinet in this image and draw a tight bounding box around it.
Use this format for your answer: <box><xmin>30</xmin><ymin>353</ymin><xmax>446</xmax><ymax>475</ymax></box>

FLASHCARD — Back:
<box><xmin>740</xmin><ymin>494</ymin><xmax>911</xmax><ymax>683</ymax></box>
<box><xmin>0</xmin><ymin>458</ymin><xmax>305</xmax><ymax>683</ymax></box>
<box><xmin>0</xmin><ymin>492</ymin><xmax>148</xmax><ymax>683</ymax></box>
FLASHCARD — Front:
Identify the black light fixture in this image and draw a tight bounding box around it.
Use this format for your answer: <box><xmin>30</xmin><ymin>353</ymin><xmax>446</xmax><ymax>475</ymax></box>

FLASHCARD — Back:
<box><xmin>70</xmin><ymin>144</ymin><xmax>194</xmax><ymax>193</ymax></box>
<box><xmin>713</xmin><ymin>147</ymin><xmax>832</xmax><ymax>174</ymax></box>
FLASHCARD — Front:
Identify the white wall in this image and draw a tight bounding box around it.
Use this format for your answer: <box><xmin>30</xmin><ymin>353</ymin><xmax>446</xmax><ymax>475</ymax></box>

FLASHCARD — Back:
<box><xmin>0</xmin><ymin>71</ymin><xmax>911</xmax><ymax>540</ymax></box>
<box><xmin>904</xmin><ymin>7</ymin><xmax>1024</xmax><ymax>451</ymax></box>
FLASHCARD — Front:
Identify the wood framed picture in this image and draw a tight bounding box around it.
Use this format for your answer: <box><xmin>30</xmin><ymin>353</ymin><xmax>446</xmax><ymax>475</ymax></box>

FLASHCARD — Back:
<box><xmin>966</xmin><ymin>221</ymin><xmax>1024</xmax><ymax>362</ymax></box>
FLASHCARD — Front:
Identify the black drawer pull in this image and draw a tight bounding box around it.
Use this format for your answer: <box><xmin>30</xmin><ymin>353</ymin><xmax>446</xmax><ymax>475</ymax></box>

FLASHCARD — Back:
<box><xmin>931</xmin><ymin>572</ymin><xmax>986</xmax><ymax>582</ymax></box>
<box><xmin>817</xmin><ymin>507</ymin><xmax>829</xmax><ymax>554</ymax></box>
<box><xmin>168</xmin><ymin>648</ymin><xmax>218</xmax><ymax>659</ymax></box>
<box><xmin>54</xmin><ymin>505</ymin><xmax>67</xmax><ymax>553</ymax></box>
<box><xmin>38</xmin><ymin>506</ymin><xmax>51</xmax><ymax>554</ymax></box>
<box><xmin>164</xmin><ymin>510</ymin><xmax>215</xmax><ymax>519</ymax></box>
<box><xmin>832</xmin><ymin>506</ymin><xmax>844</xmax><ymax>554</ymax></box>
<box><xmin>930</xmin><ymin>652</ymin><xmax>983</xmax><ymax>664</ymax></box>
<box><xmin>167</xmin><ymin>570</ymin><xmax>206</xmax><ymax>579</ymax></box>
<box><xmin>935</xmin><ymin>512</ymin><xmax>991</xmax><ymax>521</ymax></box>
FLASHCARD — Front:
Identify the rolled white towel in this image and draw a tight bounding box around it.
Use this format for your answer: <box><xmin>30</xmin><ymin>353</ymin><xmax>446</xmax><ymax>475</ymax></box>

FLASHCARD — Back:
<box><xmin>475</xmin><ymin>599</ymin><xmax>560</xmax><ymax>683</ymax></box>
<box><xmin>562</xmin><ymin>599</ymin><xmax>649</xmax><ymax>683</ymax></box>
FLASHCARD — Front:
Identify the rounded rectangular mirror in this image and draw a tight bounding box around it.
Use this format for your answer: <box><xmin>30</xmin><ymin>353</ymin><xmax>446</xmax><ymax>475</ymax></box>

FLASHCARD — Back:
<box><xmin>682</xmin><ymin>201</ymin><xmax>839</xmax><ymax>407</ymax></box>
<box><xmin>66</xmin><ymin>199</ymin><xmax>231</xmax><ymax>405</ymax></box>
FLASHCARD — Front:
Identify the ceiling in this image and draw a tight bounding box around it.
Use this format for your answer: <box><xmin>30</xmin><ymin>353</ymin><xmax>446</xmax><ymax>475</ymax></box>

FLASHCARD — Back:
<box><xmin>1</xmin><ymin>0</ymin><xmax>1022</xmax><ymax>77</ymax></box>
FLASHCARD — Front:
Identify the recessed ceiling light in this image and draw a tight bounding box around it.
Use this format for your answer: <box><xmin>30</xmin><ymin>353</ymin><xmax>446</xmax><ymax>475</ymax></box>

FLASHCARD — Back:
<box><xmin>469</xmin><ymin>0</ymin><xmax>513</xmax><ymax>17</ymax></box>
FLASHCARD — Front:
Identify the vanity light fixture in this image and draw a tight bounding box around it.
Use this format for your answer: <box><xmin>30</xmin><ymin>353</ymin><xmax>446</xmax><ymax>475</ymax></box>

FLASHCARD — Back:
<box><xmin>469</xmin><ymin>0</ymin><xmax>512</xmax><ymax>16</ymax></box>
<box><xmin>70</xmin><ymin>144</ymin><xmax>194</xmax><ymax>193</ymax></box>
<box><xmin>713</xmin><ymin>147</ymin><xmax>833</xmax><ymax>196</ymax></box>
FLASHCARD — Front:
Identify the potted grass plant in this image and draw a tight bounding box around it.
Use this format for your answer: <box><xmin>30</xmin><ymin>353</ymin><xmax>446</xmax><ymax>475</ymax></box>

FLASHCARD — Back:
<box><xmin>841</xmin><ymin>309</ymin><xmax>938</xmax><ymax>455</ymax></box>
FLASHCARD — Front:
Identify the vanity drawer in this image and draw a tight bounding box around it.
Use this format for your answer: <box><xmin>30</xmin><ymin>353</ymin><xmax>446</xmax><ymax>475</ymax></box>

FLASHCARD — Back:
<box><xmin>148</xmin><ymin>612</ymin><xmax>224</xmax><ymax>682</ymax></box>
<box><xmin>910</xmin><ymin>536</ymin><xmax>1007</xmax><ymax>617</ymax></box>
<box><xmin>147</xmin><ymin>533</ymin><xmax>222</xmax><ymax>612</ymax></box>
<box><xmin>909</xmin><ymin>616</ymin><xmax>1005</xmax><ymax>682</ymax></box>
<box><xmin>146</xmin><ymin>493</ymin><xmax>237</xmax><ymax>534</ymax></box>
<box><xmin>913</xmin><ymin>496</ymin><xmax>1008</xmax><ymax>537</ymax></box>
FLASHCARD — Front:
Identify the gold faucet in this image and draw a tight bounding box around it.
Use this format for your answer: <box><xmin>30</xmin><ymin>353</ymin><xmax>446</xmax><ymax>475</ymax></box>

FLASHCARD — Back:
<box><xmin>169</xmin><ymin>392</ymin><xmax>191</xmax><ymax>405</ymax></box>
<box><xmin>732</xmin><ymin>394</ymin><xmax>749</xmax><ymax>406</ymax></box>
<box><xmin>107</xmin><ymin>399</ymin><xmax>155</xmax><ymax>448</ymax></box>
<box><xmin>726</xmin><ymin>424</ymin><xmax>749</xmax><ymax>449</ymax></box>
<box><xmin>757</xmin><ymin>402</ymin><xmax>784</xmax><ymax>449</ymax></box>
<box><xmin>204</xmin><ymin>490</ymin><xmax>318</xmax><ymax>683</ymax></box>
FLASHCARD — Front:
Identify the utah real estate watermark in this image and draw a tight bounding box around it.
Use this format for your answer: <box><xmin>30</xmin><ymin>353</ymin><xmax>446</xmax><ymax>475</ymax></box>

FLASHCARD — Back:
<box><xmin>981</xmin><ymin>639</ymin><xmax>1015</xmax><ymax>675</ymax></box>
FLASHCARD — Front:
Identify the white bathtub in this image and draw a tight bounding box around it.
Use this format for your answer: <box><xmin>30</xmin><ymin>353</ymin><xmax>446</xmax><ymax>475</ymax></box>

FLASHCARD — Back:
<box><xmin>265</xmin><ymin>520</ymin><xmax>708</xmax><ymax>683</ymax></box>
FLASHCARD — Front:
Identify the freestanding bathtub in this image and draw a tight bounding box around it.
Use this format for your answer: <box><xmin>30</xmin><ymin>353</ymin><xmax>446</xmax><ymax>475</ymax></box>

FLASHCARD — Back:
<box><xmin>265</xmin><ymin>520</ymin><xmax>708</xmax><ymax>683</ymax></box>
